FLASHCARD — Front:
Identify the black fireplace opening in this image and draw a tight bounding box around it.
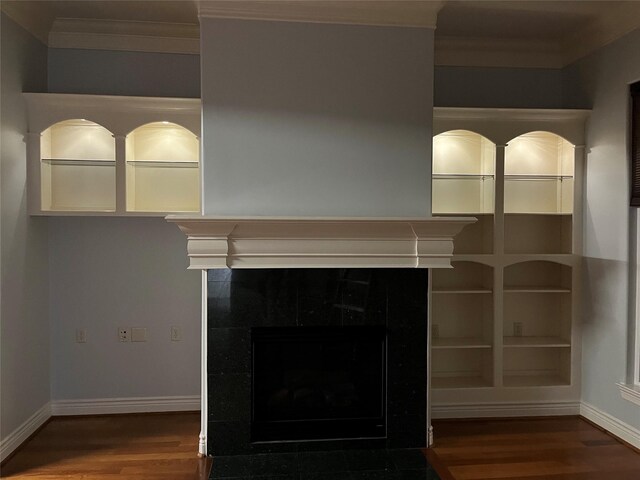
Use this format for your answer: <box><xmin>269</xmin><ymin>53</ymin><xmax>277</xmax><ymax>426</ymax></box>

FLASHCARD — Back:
<box><xmin>251</xmin><ymin>326</ymin><xmax>387</xmax><ymax>442</ymax></box>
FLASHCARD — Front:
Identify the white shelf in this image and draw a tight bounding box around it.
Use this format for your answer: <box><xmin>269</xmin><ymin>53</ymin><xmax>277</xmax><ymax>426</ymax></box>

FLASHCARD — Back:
<box><xmin>503</xmin><ymin>374</ymin><xmax>569</xmax><ymax>388</ymax></box>
<box><xmin>42</xmin><ymin>158</ymin><xmax>115</xmax><ymax>166</ymax></box>
<box><xmin>432</xmin><ymin>288</ymin><xmax>492</xmax><ymax>294</ymax></box>
<box><xmin>504</xmin><ymin>336</ymin><xmax>571</xmax><ymax>348</ymax></box>
<box><xmin>432</xmin><ymin>338</ymin><xmax>492</xmax><ymax>349</ymax></box>
<box><xmin>432</xmin><ymin>376</ymin><xmax>492</xmax><ymax>389</ymax></box>
<box><xmin>126</xmin><ymin>160</ymin><xmax>199</xmax><ymax>168</ymax></box>
<box><xmin>504</xmin><ymin>287</ymin><xmax>570</xmax><ymax>293</ymax></box>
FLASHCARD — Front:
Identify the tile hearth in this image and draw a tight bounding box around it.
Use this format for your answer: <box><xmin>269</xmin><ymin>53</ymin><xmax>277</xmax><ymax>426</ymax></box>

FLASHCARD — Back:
<box><xmin>209</xmin><ymin>448</ymin><xmax>441</xmax><ymax>480</ymax></box>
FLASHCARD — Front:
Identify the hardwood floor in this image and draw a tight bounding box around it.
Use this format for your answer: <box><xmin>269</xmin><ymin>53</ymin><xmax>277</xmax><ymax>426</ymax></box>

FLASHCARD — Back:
<box><xmin>3</xmin><ymin>414</ymin><xmax>639</xmax><ymax>479</ymax></box>
<box><xmin>428</xmin><ymin>417</ymin><xmax>640</xmax><ymax>479</ymax></box>
<box><xmin>0</xmin><ymin>412</ymin><xmax>211</xmax><ymax>479</ymax></box>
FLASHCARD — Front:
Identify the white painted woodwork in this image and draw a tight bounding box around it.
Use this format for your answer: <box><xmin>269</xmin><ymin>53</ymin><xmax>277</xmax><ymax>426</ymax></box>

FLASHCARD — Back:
<box><xmin>431</xmin><ymin>108</ymin><xmax>588</xmax><ymax>413</ymax></box>
<box><xmin>165</xmin><ymin>216</ymin><xmax>475</xmax><ymax>270</ymax></box>
<box><xmin>197</xmin><ymin>0</ymin><xmax>444</xmax><ymax>28</ymax></box>
<box><xmin>24</xmin><ymin>93</ymin><xmax>201</xmax><ymax>216</ymax></box>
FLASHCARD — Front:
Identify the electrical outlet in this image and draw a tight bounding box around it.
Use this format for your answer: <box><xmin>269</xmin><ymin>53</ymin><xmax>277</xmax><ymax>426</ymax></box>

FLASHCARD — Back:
<box><xmin>118</xmin><ymin>328</ymin><xmax>130</xmax><ymax>342</ymax></box>
<box><xmin>131</xmin><ymin>327</ymin><xmax>147</xmax><ymax>342</ymax></box>
<box><xmin>171</xmin><ymin>326</ymin><xmax>182</xmax><ymax>342</ymax></box>
<box><xmin>431</xmin><ymin>324</ymin><xmax>439</xmax><ymax>340</ymax></box>
<box><xmin>513</xmin><ymin>322</ymin><xmax>523</xmax><ymax>337</ymax></box>
<box><xmin>76</xmin><ymin>328</ymin><xmax>87</xmax><ymax>343</ymax></box>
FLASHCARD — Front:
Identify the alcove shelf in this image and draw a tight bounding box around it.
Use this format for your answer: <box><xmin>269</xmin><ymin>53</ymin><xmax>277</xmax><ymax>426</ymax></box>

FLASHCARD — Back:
<box><xmin>430</xmin><ymin>107</ymin><xmax>588</xmax><ymax>414</ymax></box>
<box><xmin>24</xmin><ymin>93</ymin><xmax>201</xmax><ymax>216</ymax></box>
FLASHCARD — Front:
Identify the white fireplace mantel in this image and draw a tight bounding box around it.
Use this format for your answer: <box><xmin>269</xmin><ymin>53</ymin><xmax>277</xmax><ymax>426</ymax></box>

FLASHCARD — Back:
<box><xmin>166</xmin><ymin>215</ymin><xmax>476</xmax><ymax>269</ymax></box>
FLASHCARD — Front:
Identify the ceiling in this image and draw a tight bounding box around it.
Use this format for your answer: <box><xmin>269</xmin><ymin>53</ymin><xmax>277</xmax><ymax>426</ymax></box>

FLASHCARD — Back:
<box><xmin>2</xmin><ymin>0</ymin><xmax>640</xmax><ymax>67</ymax></box>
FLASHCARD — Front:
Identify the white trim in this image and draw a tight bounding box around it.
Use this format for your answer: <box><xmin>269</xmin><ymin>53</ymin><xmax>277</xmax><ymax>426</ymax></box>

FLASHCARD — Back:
<box><xmin>197</xmin><ymin>0</ymin><xmax>443</xmax><ymax>29</ymax></box>
<box><xmin>618</xmin><ymin>383</ymin><xmax>640</xmax><ymax>407</ymax></box>
<box><xmin>580</xmin><ymin>401</ymin><xmax>640</xmax><ymax>449</ymax></box>
<box><xmin>199</xmin><ymin>271</ymin><xmax>208</xmax><ymax>457</ymax></box>
<box><xmin>49</xmin><ymin>18</ymin><xmax>199</xmax><ymax>55</ymax></box>
<box><xmin>431</xmin><ymin>401</ymin><xmax>580</xmax><ymax>419</ymax></box>
<box><xmin>0</xmin><ymin>402</ymin><xmax>52</xmax><ymax>462</ymax></box>
<box><xmin>50</xmin><ymin>396</ymin><xmax>201</xmax><ymax>416</ymax></box>
<box><xmin>166</xmin><ymin>216</ymin><xmax>475</xmax><ymax>270</ymax></box>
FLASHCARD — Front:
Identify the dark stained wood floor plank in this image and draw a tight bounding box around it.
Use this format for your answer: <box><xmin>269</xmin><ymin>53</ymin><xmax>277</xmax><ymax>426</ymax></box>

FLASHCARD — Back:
<box><xmin>429</xmin><ymin>417</ymin><xmax>640</xmax><ymax>479</ymax></box>
<box><xmin>0</xmin><ymin>412</ymin><xmax>210</xmax><ymax>480</ymax></box>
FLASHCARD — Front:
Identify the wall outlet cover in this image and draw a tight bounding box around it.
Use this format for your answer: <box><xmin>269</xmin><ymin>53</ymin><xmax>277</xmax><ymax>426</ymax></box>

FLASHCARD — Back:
<box><xmin>131</xmin><ymin>327</ymin><xmax>147</xmax><ymax>342</ymax></box>
<box><xmin>170</xmin><ymin>326</ymin><xmax>182</xmax><ymax>342</ymax></box>
<box><xmin>118</xmin><ymin>328</ymin><xmax>130</xmax><ymax>342</ymax></box>
<box><xmin>75</xmin><ymin>328</ymin><xmax>87</xmax><ymax>343</ymax></box>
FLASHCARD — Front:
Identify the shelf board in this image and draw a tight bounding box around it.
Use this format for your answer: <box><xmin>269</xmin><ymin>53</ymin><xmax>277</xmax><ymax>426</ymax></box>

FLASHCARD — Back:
<box><xmin>42</xmin><ymin>158</ymin><xmax>115</xmax><ymax>166</ymax></box>
<box><xmin>504</xmin><ymin>336</ymin><xmax>571</xmax><ymax>348</ymax></box>
<box><xmin>503</xmin><ymin>374</ymin><xmax>569</xmax><ymax>388</ymax></box>
<box><xmin>432</xmin><ymin>376</ymin><xmax>492</xmax><ymax>389</ymax></box>
<box><xmin>433</xmin><ymin>174</ymin><xmax>495</xmax><ymax>179</ymax></box>
<box><xmin>504</xmin><ymin>174</ymin><xmax>573</xmax><ymax>180</ymax></box>
<box><xmin>504</xmin><ymin>212</ymin><xmax>573</xmax><ymax>216</ymax></box>
<box><xmin>432</xmin><ymin>338</ymin><xmax>492</xmax><ymax>349</ymax></box>
<box><xmin>126</xmin><ymin>160</ymin><xmax>198</xmax><ymax>168</ymax></box>
<box><xmin>504</xmin><ymin>287</ymin><xmax>571</xmax><ymax>293</ymax></box>
<box><xmin>432</xmin><ymin>288</ymin><xmax>492</xmax><ymax>294</ymax></box>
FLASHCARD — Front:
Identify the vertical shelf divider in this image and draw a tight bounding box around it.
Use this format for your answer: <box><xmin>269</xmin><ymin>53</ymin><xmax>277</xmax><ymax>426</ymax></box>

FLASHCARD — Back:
<box><xmin>493</xmin><ymin>144</ymin><xmax>506</xmax><ymax>387</ymax></box>
<box><xmin>27</xmin><ymin>131</ymin><xmax>42</xmax><ymax>215</ymax></box>
<box><xmin>114</xmin><ymin>135</ymin><xmax>127</xmax><ymax>215</ymax></box>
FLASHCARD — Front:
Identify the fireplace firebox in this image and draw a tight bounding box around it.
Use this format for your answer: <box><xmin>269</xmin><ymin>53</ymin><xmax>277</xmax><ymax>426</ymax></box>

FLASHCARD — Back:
<box><xmin>251</xmin><ymin>326</ymin><xmax>387</xmax><ymax>442</ymax></box>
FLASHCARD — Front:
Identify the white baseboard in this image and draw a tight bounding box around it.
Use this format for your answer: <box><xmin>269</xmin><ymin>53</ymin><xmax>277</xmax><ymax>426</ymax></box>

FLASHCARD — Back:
<box><xmin>432</xmin><ymin>401</ymin><xmax>581</xmax><ymax>419</ymax></box>
<box><xmin>580</xmin><ymin>401</ymin><xmax>640</xmax><ymax>449</ymax></box>
<box><xmin>51</xmin><ymin>395</ymin><xmax>201</xmax><ymax>416</ymax></box>
<box><xmin>0</xmin><ymin>402</ymin><xmax>51</xmax><ymax>463</ymax></box>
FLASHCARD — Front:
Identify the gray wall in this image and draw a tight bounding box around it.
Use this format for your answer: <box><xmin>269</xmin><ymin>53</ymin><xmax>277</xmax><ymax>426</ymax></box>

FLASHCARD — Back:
<box><xmin>563</xmin><ymin>29</ymin><xmax>640</xmax><ymax>430</ymax></box>
<box><xmin>48</xmin><ymin>48</ymin><xmax>200</xmax><ymax>98</ymax></box>
<box><xmin>46</xmin><ymin>49</ymin><xmax>202</xmax><ymax>401</ymax></box>
<box><xmin>49</xmin><ymin>217</ymin><xmax>200</xmax><ymax>399</ymax></box>
<box><xmin>201</xmin><ymin>19</ymin><xmax>434</xmax><ymax>216</ymax></box>
<box><xmin>434</xmin><ymin>66</ymin><xmax>565</xmax><ymax>109</ymax></box>
<box><xmin>0</xmin><ymin>14</ymin><xmax>50</xmax><ymax>439</ymax></box>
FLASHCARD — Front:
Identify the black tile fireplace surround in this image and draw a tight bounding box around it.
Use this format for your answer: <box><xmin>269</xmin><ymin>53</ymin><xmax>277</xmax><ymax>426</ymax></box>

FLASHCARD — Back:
<box><xmin>207</xmin><ymin>268</ymin><xmax>428</xmax><ymax>457</ymax></box>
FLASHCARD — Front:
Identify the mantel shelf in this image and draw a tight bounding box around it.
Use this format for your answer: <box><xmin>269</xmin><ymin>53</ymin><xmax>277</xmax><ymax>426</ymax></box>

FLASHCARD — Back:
<box><xmin>165</xmin><ymin>215</ymin><xmax>476</xmax><ymax>270</ymax></box>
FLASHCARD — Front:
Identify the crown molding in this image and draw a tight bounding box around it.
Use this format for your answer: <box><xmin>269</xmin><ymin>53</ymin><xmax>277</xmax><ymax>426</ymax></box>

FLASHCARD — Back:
<box><xmin>197</xmin><ymin>0</ymin><xmax>443</xmax><ymax>28</ymax></box>
<box><xmin>0</xmin><ymin>0</ymin><xmax>54</xmax><ymax>44</ymax></box>
<box><xmin>435</xmin><ymin>35</ymin><xmax>563</xmax><ymax>69</ymax></box>
<box><xmin>48</xmin><ymin>18</ymin><xmax>199</xmax><ymax>54</ymax></box>
<box><xmin>562</xmin><ymin>1</ymin><xmax>640</xmax><ymax>66</ymax></box>
<box><xmin>166</xmin><ymin>215</ymin><xmax>475</xmax><ymax>269</ymax></box>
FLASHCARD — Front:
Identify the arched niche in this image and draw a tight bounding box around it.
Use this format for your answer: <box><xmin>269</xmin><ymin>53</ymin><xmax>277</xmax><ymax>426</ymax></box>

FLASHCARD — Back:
<box><xmin>40</xmin><ymin>119</ymin><xmax>115</xmax><ymax>212</ymax></box>
<box><xmin>125</xmin><ymin>122</ymin><xmax>200</xmax><ymax>213</ymax></box>
<box><xmin>41</xmin><ymin>119</ymin><xmax>115</xmax><ymax>161</ymax></box>
<box><xmin>432</xmin><ymin>130</ymin><xmax>495</xmax><ymax>215</ymax></box>
<box><xmin>505</xmin><ymin>131</ymin><xmax>574</xmax><ymax>215</ymax></box>
<box><xmin>126</xmin><ymin>121</ymin><xmax>198</xmax><ymax>163</ymax></box>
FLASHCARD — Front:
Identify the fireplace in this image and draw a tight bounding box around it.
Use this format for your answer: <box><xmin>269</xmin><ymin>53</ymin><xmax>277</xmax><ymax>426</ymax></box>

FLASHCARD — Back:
<box><xmin>207</xmin><ymin>267</ymin><xmax>428</xmax><ymax>455</ymax></box>
<box><xmin>251</xmin><ymin>326</ymin><xmax>387</xmax><ymax>442</ymax></box>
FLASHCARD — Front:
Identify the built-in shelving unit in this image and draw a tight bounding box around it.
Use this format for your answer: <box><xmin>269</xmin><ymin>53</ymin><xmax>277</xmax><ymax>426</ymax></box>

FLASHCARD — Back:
<box><xmin>430</xmin><ymin>108</ymin><xmax>588</xmax><ymax>417</ymax></box>
<box><xmin>24</xmin><ymin>93</ymin><xmax>201</xmax><ymax>216</ymax></box>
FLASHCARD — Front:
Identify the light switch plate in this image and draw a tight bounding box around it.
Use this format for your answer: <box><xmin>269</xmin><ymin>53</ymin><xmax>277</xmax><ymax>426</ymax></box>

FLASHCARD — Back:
<box><xmin>131</xmin><ymin>327</ymin><xmax>147</xmax><ymax>342</ymax></box>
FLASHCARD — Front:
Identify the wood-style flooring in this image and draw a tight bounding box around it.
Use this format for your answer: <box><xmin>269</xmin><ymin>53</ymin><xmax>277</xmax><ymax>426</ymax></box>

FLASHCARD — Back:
<box><xmin>427</xmin><ymin>416</ymin><xmax>640</xmax><ymax>479</ymax></box>
<box><xmin>3</xmin><ymin>414</ymin><xmax>639</xmax><ymax>479</ymax></box>
<box><xmin>0</xmin><ymin>412</ymin><xmax>211</xmax><ymax>479</ymax></box>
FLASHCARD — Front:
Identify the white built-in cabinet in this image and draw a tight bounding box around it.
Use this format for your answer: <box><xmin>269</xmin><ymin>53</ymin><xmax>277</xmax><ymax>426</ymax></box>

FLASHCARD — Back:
<box><xmin>24</xmin><ymin>93</ymin><xmax>201</xmax><ymax>216</ymax></box>
<box><xmin>430</xmin><ymin>108</ymin><xmax>588</xmax><ymax>415</ymax></box>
